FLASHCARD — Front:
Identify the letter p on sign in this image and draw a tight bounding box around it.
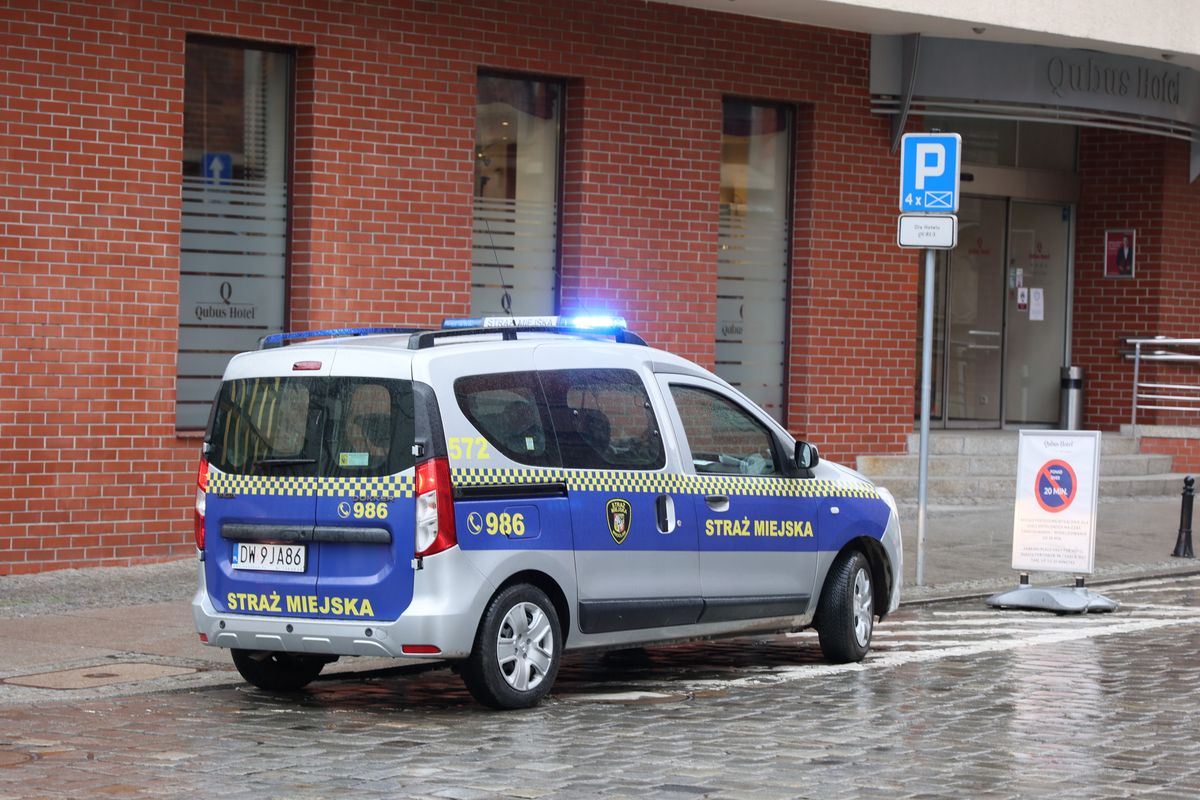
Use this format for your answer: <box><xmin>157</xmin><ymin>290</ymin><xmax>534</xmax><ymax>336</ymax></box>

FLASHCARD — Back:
<box><xmin>914</xmin><ymin>143</ymin><xmax>944</xmax><ymax>189</ymax></box>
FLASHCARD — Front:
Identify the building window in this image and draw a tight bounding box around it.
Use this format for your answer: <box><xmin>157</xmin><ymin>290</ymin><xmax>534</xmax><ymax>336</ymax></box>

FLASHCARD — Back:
<box><xmin>473</xmin><ymin>73</ymin><xmax>563</xmax><ymax>317</ymax></box>
<box><xmin>718</xmin><ymin>100</ymin><xmax>793</xmax><ymax>423</ymax></box>
<box><xmin>922</xmin><ymin>115</ymin><xmax>1077</xmax><ymax>171</ymax></box>
<box><xmin>177</xmin><ymin>40</ymin><xmax>291</xmax><ymax>430</ymax></box>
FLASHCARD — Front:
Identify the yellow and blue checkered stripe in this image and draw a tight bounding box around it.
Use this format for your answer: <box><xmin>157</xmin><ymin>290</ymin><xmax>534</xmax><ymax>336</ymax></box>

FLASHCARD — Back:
<box><xmin>450</xmin><ymin>467</ymin><xmax>878</xmax><ymax>500</ymax></box>
<box><xmin>208</xmin><ymin>472</ymin><xmax>416</xmax><ymax>499</ymax></box>
<box><xmin>206</xmin><ymin>467</ymin><xmax>877</xmax><ymax>501</ymax></box>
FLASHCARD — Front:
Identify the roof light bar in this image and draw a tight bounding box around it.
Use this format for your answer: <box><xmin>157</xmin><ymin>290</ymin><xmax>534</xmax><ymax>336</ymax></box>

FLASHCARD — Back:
<box><xmin>260</xmin><ymin>327</ymin><xmax>415</xmax><ymax>349</ymax></box>
<box><xmin>440</xmin><ymin>315</ymin><xmax>627</xmax><ymax>331</ymax></box>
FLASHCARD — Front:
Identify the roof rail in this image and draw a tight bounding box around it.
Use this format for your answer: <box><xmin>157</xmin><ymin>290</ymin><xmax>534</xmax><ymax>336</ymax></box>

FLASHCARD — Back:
<box><xmin>259</xmin><ymin>327</ymin><xmax>420</xmax><ymax>349</ymax></box>
<box><xmin>406</xmin><ymin>324</ymin><xmax>647</xmax><ymax>350</ymax></box>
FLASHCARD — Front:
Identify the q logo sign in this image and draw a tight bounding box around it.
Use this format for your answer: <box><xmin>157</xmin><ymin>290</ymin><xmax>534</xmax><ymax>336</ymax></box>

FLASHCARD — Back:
<box><xmin>1035</xmin><ymin>459</ymin><xmax>1077</xmax><ymax>513</ymax></box>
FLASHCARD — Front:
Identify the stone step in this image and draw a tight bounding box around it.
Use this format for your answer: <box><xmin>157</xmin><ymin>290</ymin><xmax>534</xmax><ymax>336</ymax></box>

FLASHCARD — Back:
<box><xmin>858</xmin><ymin>430</ymin><xmax>1186</xmax><ymax>505</ymax></box>
<box><xmin>858</xmin><ymin>452</ymin><xmax>1175</xmax><ymax>479</ymax></box>
<box><xmin>872</xmin><ymin>473</ymin><xmax>1188</xmax><ymax>505</ymax></box>
<box><xmin>903</xmin><ymin>431</ymin><xmax>1141</xmax><ymax>457</ymax></box>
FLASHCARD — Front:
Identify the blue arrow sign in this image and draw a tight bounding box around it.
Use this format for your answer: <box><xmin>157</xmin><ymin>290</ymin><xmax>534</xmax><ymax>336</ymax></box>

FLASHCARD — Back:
<box><xmin>899</xmin><ymin>133</ymin><xmax>961</xmax><ymax>213</ymax></box>
<box><xmin>204</xmin><ymin>152</ymin><xmax>232</xmax><ymax>185</ymax></box>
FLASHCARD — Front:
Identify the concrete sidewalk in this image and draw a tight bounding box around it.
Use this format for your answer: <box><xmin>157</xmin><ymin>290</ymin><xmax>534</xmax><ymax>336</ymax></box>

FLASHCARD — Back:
<box><xmin>0</xmin><ymin>495</ymin><xmax>1196</xmax><ymax>704</ymax></box>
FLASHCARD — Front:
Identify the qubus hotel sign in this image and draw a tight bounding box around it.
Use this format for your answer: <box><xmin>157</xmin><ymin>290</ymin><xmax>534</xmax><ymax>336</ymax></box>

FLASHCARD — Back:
<box><xmin>194</xmin><ymin>280</ymin><xmax>258</xmax><ymax>322</ymax></box>
<box><xmin>1046</xmin><ymin>54</ymin><xmax>1183</xmax><ymax>107</ymax></box>
<box><xmin>871</xmin><ymin>37</ymin><xmax>1200</xmax><ymax>174</ymax></box>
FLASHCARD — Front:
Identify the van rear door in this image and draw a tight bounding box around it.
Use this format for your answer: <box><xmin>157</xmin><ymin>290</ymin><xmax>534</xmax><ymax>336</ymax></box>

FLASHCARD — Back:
<box><xmin>205</xmin><ymin>373</ymin><xmax>324</xmax><ymax>613</ymax></box>
<box><xmin>313</xmin><ymin>351</ymin><xmax>418</xmax><ymax>622</ymax></box>
<box><xmin>204</xmin><ymin>352</ymin><xmax>418</xmax><ymax>623</ymax></box>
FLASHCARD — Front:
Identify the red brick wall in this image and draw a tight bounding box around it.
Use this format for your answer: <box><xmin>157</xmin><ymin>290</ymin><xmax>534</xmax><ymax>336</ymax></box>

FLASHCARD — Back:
<box><xmin>1074</xmin><ymin>131</ymin><xmax>1200</xmax><ymax>430</ymax></box>
<box><xmin>0</xmin><ymin>2</ymin><xmax>184</xmax><ymax>574</ymax></box>
<box><xmin>0</xmin><ymin>0</ymin><xmax>910</xmax><ymax>573</ymax></box>
<box><xmin>1140</xmin><ymin>437</ymin><xmax>1200</xmax><ymax>474</ymax></box>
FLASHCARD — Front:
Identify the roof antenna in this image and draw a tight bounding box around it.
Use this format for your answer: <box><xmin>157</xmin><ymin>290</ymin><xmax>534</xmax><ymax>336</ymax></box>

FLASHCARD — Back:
<box><xmin>479</xmin><ymin>210</ymin><xmax>514</xmax><ymax>319</ymax></box>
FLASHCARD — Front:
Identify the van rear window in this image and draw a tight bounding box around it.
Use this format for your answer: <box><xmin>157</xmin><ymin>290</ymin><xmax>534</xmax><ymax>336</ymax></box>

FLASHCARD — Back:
<box><xmin>207</xmin><ymin>377</ymin><xmax>415</xmax><ymax>477</ymax></box>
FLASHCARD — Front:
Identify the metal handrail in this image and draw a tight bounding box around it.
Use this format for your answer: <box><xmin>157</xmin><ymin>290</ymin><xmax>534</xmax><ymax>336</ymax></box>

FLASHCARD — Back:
<box><xmin>1125</xmin><ymin>337</ymin><xmax>1200</xmax><ymax>436</ymax></box>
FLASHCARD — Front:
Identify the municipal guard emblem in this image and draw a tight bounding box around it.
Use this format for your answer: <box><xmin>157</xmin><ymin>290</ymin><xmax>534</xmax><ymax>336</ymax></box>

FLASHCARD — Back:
<box><xmin>606</xmin><ymin>498</ymin><xmax>632</xmax><ymax>545</ymax></box>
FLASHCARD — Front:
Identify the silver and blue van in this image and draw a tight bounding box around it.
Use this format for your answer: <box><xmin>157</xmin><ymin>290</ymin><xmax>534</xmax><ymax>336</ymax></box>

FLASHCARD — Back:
<box><xmin>192</xmin><ymin>317</ymin><xmax>902</xmax><ymax>709</ymax></box>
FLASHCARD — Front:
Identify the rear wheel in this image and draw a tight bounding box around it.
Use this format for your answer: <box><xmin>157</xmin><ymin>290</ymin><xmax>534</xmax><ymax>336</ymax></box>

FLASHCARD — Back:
<box><xmin>462</xmin><ymin>584</ymin><xmax>562</xmax><ymax>710</ymax></box>
<box><xmin>815</xmin><ymin>550</ymin><xmax>875</xmax><ymax>663</ymax></box>
<box><xmin>231</xmin><ymin>649</ymin><xmax>327</xmax><ymax>692</ymax></box>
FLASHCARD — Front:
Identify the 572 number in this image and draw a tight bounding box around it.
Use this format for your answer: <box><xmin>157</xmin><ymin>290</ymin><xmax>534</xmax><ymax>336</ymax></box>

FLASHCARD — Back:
<box><xmin>448</xmin><ymin>437</ymin><xmax>490</xmax><ymax>460</ymax></box>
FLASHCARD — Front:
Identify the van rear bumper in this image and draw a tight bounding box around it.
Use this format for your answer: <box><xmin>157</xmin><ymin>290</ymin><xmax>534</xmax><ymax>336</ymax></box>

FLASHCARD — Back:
<box><xmin>190</xmin><ymin>549</ymin><xmax>495</xmax><ymax>660</ymax></box>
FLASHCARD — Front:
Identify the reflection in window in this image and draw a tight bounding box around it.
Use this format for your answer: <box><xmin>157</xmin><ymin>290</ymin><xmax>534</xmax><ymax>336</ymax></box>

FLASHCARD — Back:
<box><xmin>338</xmin><ymin>384</ymin><xmax>394</xmax><ymax>470</ymax></box>
<box><xmin>670</xmin><ymin>385</ymin><xmax>778</xmax><ymax>476</ymax></box>
<box><xmin>213</xmin><ymin>378</ymin><xmax>311</xmax><ymax>472</ymax></box>
<box><xmin>454</xmin><ymin>372</ymin><xmax>558</xmax><ymax>467</ymax></box>
<box><xmin>473</xmin><ymin>74</ymin><xmax>562</xmax><ymax>317</ymax></box>
<box><xmin>178</xmin><ymin>40</ymin><xmax>291</xmax><ymax>429</ymax></box>
<box><xmin>540</xmin><ymin>369</ymin><xmax>664</xmax><ymax>471</ymax></box>
<box><xmin>922</xmin><ymin>115</ymin><xmax>1076</xmax><ymax>171</ymax></box>
<box><xmin>718</xmin><ymin>100</ymin><xmax>792</xmax><ymax>423</ymax></box>
<box><xmin>208</xmin><ymin>377</ymin><xmax>414</xmax><ymax>478</ymax></box>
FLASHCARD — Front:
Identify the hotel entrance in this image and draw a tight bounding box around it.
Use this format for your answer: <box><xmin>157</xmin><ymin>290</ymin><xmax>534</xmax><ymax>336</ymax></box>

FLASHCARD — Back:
<box><xmin>919</xmin><ymin>196</ymin><xmax>1073</xmax><ymax>428</ymax></box>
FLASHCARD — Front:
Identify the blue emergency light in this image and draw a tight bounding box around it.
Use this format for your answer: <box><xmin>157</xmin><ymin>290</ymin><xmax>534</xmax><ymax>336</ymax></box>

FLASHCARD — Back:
<box><xmin>260</xmin><ymin>327</ymin><xmax>416</xmax><ymax>349</ymax></box>
<box><xmin>441</xmin><ymin>315</ymin><xmax>627</xmax><ymax>332</ymax></box>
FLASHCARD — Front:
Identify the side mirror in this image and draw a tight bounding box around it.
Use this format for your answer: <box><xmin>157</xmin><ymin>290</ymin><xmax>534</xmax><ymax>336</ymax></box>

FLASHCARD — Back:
<box><xmin>795</xmin><ymin>440</ymin><xmax>819</xmax><ymax>470</ymax></box>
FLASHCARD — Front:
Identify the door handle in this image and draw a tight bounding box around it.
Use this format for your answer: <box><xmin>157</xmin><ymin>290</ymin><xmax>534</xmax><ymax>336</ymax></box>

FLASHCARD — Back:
<box><xmin>705</xmin><ymin>495</ymin><xmax>729</xmax><ymax>512</ymax></box>
<box><xmin>656</xmin><ymin>495</ymin><xmax>676</xmax><ymax>533</ymax></box>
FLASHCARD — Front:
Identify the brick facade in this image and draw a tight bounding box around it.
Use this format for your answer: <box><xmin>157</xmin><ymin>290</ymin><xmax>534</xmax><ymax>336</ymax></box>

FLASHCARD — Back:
<box><xmin>0</xmin><ymin>0</ymin><xmax>1194</xmax><ymax>574</ymax></box>
<box><xmin>1074</xmin><ymin>131</ymin><xmax>1199</xmax><ymax>431</ymax></box>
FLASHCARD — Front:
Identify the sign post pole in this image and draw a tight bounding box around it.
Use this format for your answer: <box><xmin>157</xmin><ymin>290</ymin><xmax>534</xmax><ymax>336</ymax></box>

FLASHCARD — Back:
<box><xmin>916</xmin><ymin>247</ymin><xmax>935</xmax><ymax>587</ymax></box>
<box><xmin>897</xmin><ymin>131</ymin><xmax>961</xmax><ymax>587</ymax></box>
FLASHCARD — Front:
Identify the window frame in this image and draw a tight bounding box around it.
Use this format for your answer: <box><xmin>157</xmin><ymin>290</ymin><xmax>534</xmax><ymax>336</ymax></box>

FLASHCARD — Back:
<box><xmin>656</xmin><ymin>373</ymin><xmax>806</xmax><ymax>479</ymax></box>
<box><xmin>452</xmin><ymin>371</ymin><xmax>560</xmax><ymax>468</ymax></box>
<box><xmin>717</xmin><ymin>96</ymin><xmax>797</xmax><ymax>428</ymax></box>
<box><xmin>667</xmin><ymin>382</ymin><xmax>783</xmax><ymax>477</ymax></box>
<box><xmin>206</xmin><ymin>376</ymin><xmax>416</xmax><ymax>479</ymax></box>
<box><xmin>539</xmin><ymin>368</ymin><xmax>666</xmax><ymax>472</ymax></box>
<box><xmin>473</xmin><ymin>69</ymin><xmax>568</xmax><ymax>317</ymax></box>
<box><xmin>177</xmin><ymin>35</ymin><xmax>296</xmax><ymax>432</ymax></box>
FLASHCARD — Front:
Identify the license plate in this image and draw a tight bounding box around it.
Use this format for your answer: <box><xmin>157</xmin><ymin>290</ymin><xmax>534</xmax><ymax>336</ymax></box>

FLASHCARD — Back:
<box><xmin>232</xmin><ymin>542</ymin><xmax>306</xmax><ymax>573</ymax></box>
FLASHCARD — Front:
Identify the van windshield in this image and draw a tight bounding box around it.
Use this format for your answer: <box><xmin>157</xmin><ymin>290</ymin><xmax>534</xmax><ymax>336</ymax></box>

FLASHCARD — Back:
<box><xmin>206</xmin><ymin>376</ymin><xmax>415</xmax><ymax>477</ymax></box>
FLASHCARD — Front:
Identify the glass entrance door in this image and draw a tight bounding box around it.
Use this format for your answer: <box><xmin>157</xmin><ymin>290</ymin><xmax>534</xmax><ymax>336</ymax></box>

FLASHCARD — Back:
<box><xmin>917</xmin><ymin>198</ymin><xmax>1072</xmax><ymax>428</ymax></box>
<box><xmin>1003</xmin><ymin>201</ymin><xmax>1072</xmax><ymax>425</ymax></box>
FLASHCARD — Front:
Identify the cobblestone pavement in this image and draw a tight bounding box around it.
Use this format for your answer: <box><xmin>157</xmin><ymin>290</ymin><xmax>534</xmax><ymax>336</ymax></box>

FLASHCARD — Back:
<box><xmin>3</xmin><ymin>575</ymin><xmax>1200</xmax><ymax>799</ymax></box>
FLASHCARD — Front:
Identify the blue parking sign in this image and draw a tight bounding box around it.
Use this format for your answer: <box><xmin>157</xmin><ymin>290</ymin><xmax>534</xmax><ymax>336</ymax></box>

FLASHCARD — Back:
<box><xmin>899</xmin><ymin>133</ymin><xmax>961</xmax><ymax>213</ymax></box>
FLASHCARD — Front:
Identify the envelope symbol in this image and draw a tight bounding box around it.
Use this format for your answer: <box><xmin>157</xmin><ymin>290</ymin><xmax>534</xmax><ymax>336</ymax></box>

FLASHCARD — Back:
<box><xmin>925</xmin><ymin>191</ymin><xmax>953</xmax><ymax>209</ymax></box>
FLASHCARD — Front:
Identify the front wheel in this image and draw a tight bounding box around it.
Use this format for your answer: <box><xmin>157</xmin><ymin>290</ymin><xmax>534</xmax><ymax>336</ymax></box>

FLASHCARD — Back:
<box><xmin>462</xmin><ymin>584</ymin><xmax>562</xmax><ymax>710</ymax></box>
<box><xmin>231</xmin><ymin>649</ymin><xmax>327</xmax><ymax>692</ymax></box>
<box><xmin>815</xmin><ymin>550</ymin><xmax>875</xmax><ymax>663</ymax></box>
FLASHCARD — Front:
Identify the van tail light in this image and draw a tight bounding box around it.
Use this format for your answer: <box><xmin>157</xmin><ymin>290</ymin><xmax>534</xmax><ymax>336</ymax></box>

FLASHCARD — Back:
<box><xmin>194</xmin><ymin>456</ymin><xmax>208</xmax><ymax>551</ymax></box>
<box><xmin>414</xmin><ymin>457</ymin><xmax>456</xmax><ymax>558</ymax></box>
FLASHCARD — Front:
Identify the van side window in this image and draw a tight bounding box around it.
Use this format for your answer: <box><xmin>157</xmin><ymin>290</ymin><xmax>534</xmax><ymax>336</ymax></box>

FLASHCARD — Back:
<box><xmin>454</xmin><ymin>372</ymin><xmax>559</xmax><ymax>467</ymax></box>
<box><xmin>669</xmin><ymin>384</ymin><xmax>779</xmax><ymax>475</ymax></box>
<box><xmin>540</xmin><ymin>369</ymin><xmax>664</xmax><ymax>471</ymax></box>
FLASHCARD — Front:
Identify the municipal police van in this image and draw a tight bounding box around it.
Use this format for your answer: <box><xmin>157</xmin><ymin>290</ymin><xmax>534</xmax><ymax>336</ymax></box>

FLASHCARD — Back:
<box><xmin>191</xmin><ymin>317</ymin><xmax>902</xmax><ymax>709</ymax></box>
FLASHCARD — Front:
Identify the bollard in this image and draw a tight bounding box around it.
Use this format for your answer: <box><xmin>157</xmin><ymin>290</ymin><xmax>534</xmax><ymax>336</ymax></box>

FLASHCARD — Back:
<box><xmin>1173</xmin><ymin>476</ymin><xmax>1195</xmax><ymax>559</ymax></box>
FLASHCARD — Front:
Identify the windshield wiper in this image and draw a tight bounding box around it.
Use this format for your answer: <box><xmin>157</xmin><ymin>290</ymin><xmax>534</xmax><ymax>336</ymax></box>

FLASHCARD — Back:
<box><xmin>250</xmin><ymin>457</ymin><xmax>317</xmax><ymax>469</ymax></box>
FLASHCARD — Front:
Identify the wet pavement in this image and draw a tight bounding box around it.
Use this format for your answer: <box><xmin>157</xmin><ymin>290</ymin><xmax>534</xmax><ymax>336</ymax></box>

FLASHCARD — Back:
<box><xmin>3</xmin><ymin>573</ymin><xmax>1200</xmax><ymax>799</ymax></box>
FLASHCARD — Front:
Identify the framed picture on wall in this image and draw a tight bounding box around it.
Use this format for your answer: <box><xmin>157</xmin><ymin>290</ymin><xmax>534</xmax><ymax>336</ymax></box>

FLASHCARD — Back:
<box><xmin>1105</xmin><ymin>229</ymin><xmax>1136</xmax><ymax>278</ymax></box>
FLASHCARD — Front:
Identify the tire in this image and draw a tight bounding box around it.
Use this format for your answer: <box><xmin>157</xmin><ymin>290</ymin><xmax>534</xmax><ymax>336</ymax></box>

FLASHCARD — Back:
<box><xmin>462</xmin><ymin>584</ymin><xmax>562</xmax><ymax>710</ymax></box>
<box><xmin>231</xmin><ymin>649</ymin><xmax>327</xmax><ymax>692</ymax></box>
<box><xmin>815</xmin><ymin>550</ymin><xmax>875</xmax><ymax>664</ymax></box>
